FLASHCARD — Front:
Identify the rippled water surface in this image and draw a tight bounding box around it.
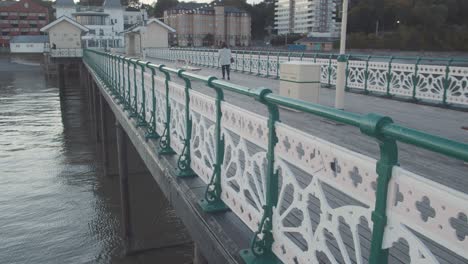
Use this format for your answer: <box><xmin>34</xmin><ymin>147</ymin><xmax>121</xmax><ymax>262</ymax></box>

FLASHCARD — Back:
<box><xmin>0</xmin><ymin>55</ymin><xmax>190</xmax><ymax>264</ymax></box>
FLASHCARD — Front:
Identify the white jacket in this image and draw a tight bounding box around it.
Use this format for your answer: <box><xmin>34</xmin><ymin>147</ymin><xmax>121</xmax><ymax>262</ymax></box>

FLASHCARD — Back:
<box><xmin>218</xmin><ymin>48</ymin><xmax>232</xmax><ymax>66</ymax></box>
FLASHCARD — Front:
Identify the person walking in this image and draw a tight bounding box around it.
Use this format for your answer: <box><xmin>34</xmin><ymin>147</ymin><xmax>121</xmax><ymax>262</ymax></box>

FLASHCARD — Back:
<box><xmin>218</xmin><ymin>43</ymin><xmax>232</xmax><ymax>80</ymax></box>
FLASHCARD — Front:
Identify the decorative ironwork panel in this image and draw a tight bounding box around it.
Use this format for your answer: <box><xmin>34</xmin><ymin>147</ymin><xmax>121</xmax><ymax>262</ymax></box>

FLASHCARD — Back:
<box><xmin>384</xmin><ymin>167</ymin><xmax>468</xmax><ymax>262</ymax></box>
<box><xmin>154</xmin><ymin>76</ymin><xmax>167</xmax><ymax>136</ymax></box>
<box><xmin>415</xmin><ymin>65</ymin><xmax>445</xmax><ymax>102</ymax></box>
<box><xmin>367</xmin><ymin>62</ymin><xmax>390</xmax><ymax>93</ymax></box>
<box><xmin>389</xmin><ymin>63</ymin><xmax>415</xmax><ymax>97</ymax></box>
<box><xmin>259</xmin><ymin>55</ymin><xmax>269</xmax><ymax>76</ymax></box>
<box><xmin>220</xmin><ymin>102</ymin><xmax>269</xmax><ymax>231</ymax></box>
<box><xmin>189</xmin><ymin>90</ymin><xmax>217</xmax><ymax>184</ymax></box>
<box><xmin>347</xmin><ymin>60</ymin><xmax>367</xmax><ymax>90</ymax></box>
<box><xmin>168</xmin><ymin>81</ymin><xmax>186</xmax><ymax>153</ymax></box>
<box><xmin>273</xmin><ymin>123</ymin><xmax>378</xmax><ymax>264</ymax></box>
<box><xmin>316</xmin><ymin>58</ymin><xmax>332</xmax><ymax>84</ymax></box>
<box><xmin>447</xmin><ymin>66</ymin><xmax>468</xmax><ymax>105</ymax></box>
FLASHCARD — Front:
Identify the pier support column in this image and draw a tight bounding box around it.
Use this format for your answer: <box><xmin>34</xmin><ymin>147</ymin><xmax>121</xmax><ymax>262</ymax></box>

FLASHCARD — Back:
<box><xmin>99</xmin><ymin>94</ymin><xmax>109</xmax><ymax>177</ymax></box>
<box><xmin>194</xmin><ymin>245</ymin><xmax>208</xmax><ymax>264</ymax></box>
<box><xmin>116</xmin><ymin>121</ymin><xmax>133</xmax><ymax>254</ymax></box>
<box><xmin>58</xmin><ymin>64</ymin><xmax>65</xmax><ymax>89</ymax></box>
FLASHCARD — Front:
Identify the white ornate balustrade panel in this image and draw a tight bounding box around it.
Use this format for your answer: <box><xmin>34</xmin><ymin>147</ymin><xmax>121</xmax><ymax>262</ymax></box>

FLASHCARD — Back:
<box><xmin>415</xmin><ymin>64</ymin><xmax>445</xmax><ymax>102</ymax></box>
<box><xmin>154</xmin><ymin>76</ymin><xmax>167</xmax><ymax>136</ymax></box>
<box><xmin>272</xmin><ymin>122</ymin><xmax>378</xmax><ymax>264</ymax></box>
<box><xmin>128</xmin><ymin>64</ymin><xmax>136</xmax><ymax>106</ymax></box>
<box><xmin>268</xmin><ymin>55</ymin><xmax>280</xmax><ymax>77</ymax></box>
<box><xmin>389</xmin><ymin>63</ymin><xmax>415</xmax><ymax>97</ymax></box>
<box><xmin>117</xmin><ymin>62</ymin><xmax>124</xmax><ymax>94</ymax></box>
<box><xmin>384</xmin><ymin>167</ymin><xmax>468</xmax><ymax>262</ymax></box>
<box><xmin>233</xmin><ymin>52</ymin><xmax>242</xmax><ymax>71</ymax></box>
<box><xmin>189</xmin><ymin>90</ymin><xmax>217</xmax><ymax>184</ymax></box>
<box><xmin>250</xmin><ymin>53</ymin><xmax>259</xmax><ymax>74</ymax></box>
<box><xmin>143</xmin><ymin>71</ymin><xmax>155</xmax><ymax>124</ymax></box>
<box><xmin>135</xmin><ymin>67</ymin><xmax>144</xmax><ymax>115</ymax></box>
<box><xmin>329</xmin><ymin>60</ymin><xmax>338</xmax><ymax>86</ymax></box>
<box><xmin>168</xmin><ymin>81</ymin><xmax>186</xmax><ymax>153</ymax></box>
<box><xmin>259</xmin><ymin>55</ymin><xmax>269</xmax><ymax>76</ymax></box>
<box><xmin>316</xmin><ymin>58</ymin><xmax>332</xmax><ymax>84</ymax></box>
<box><xmin>367</xmin><ymin>62</ymin><xmax>390</xmax><ymax>93</ymax></box>
<box><xmin>347</xmin><ymin>60</ymin><xmax>367</xmax><ymax>90</ymax></box>
<box><xmin>447</xmin><ymin>66</ymin><xmax>468</xmax><ymax>105</ymax></box>
<box><xmin>220</xmin><ymin>101</ymin><xmax>269</xmax><ymax>231</ymax></box>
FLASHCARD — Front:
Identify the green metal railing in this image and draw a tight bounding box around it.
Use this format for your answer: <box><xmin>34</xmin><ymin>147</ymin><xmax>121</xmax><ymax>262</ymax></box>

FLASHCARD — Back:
<box><xmin>84</xmin><ymin>49</ymin><xmax>468</xmax><ymax>264</ymax></box>
<box><xmin>145</xmin><ymin>48</ymin><xmax>468</xmax><ymax>107</ymax></box>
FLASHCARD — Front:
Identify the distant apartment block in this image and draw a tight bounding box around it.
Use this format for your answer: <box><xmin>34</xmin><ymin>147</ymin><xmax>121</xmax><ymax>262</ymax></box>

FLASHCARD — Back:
<box><xmin>0</xmin><ymin>0</ymin><xmax>49</xmax><ymax>47</ymax></box>
<box><xmin>275</xmin><ymin>0</ymin><xmax>340</xmax><ymax>37</ymax></box>
<box><xmin>164</xmin><ymin>3</ymin><xmax>251</xmax><ymax>47</ymax></box>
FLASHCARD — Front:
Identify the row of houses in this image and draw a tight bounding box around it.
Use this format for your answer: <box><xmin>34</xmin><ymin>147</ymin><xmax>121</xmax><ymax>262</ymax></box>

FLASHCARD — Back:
<box><xmin>8</xmin><ymin>0</ymin><xmax>255</xmax><ymax>53</ymax></box>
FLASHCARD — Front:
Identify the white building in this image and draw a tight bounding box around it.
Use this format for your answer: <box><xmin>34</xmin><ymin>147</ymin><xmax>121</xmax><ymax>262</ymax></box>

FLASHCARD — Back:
<box><xmin>10</xmin><ymin>35</ymin><xmax>48</xmax><ymax>53</ymax></box>
<box><xmin>275</xmin><ymin>0</ymin><xmax>340</xmax><ymax>37</ymax></box>
<box><xmin>40</xmin><ymin>16</ymin><xmax>88</xmax><ymax>49</ymax></box>
<box><xmin>54</xmin><ymin>0</ymin><xmax>147</xmax><ymax>49</ymax></box>
<box><xmin>124</xmin><ymin>7</ymin><xmax>148</xmax><ymax>30</ymax></box>
<box><xmin>124</xmin><ymin>18</ymin><xmax>175</xmax><ymax>56</ymax></box>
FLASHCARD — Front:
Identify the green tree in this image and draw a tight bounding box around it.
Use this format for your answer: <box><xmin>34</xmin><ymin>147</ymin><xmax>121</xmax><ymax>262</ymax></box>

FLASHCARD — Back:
<box><xmin>153</xmin><ymin>0</ymin><xmax>179</xmax><ymax>18</ymax></box>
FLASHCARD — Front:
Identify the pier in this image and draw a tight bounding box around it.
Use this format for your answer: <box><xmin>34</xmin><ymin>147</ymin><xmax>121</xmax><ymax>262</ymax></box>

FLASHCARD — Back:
<box><xmin>52</xmin><ymin>48</ymin><xmax>468</xmax><ymax>264</ymax></box>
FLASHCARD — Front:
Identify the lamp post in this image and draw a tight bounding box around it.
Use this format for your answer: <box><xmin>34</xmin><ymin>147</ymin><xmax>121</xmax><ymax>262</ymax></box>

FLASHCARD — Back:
<box><xmin>335</xmin><ymin>0</ymin><xmax>348</xmax><ymax>110</ymax></box>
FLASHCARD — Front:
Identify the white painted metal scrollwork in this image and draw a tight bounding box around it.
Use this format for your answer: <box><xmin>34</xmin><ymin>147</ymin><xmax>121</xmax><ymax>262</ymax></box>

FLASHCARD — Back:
<box><xmin>219</xmin><ymin>102</ymin><xmax>269</xmax><ymax>231</ymax></box>
<box><xmin>446</xmin><ymin>66</ymin><xmax>468</xmax><ymax>105</ymax></box>
<box><xmin>384</xmin><ymin>167</ymin><xmax>468</xmax><ymax>262</ymax></box>
<box><xmin>272</xmin><ymin>122</ymin><xmax>377</xmax><ymax>264</ymax></box>
<box><xmin>189</xmin><ymin>90</ymin><xmax>217</xmax><ymax>184</ymax></box>
<box><xmin>168</xmin><ymin>81</ymin><xmax>186</xmax><ymax>153</ymax></box>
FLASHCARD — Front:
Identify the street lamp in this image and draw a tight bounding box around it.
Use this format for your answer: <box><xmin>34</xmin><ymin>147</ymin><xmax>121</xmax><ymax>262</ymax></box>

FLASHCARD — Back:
<box><xmin>335</xmin><ymin>0</ymin><xmax>348</xmax><ymax>110</ymax></box>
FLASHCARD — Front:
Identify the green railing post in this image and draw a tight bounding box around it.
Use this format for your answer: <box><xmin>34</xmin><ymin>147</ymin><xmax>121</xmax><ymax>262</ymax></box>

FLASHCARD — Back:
<box><xmin>442</xmin><ymin>58</ymin><xmax>453</xmax><ymax>106</ymax></box>
<box><xmin>242</xmin><ymin>51</ymin><xmax>245</xmax><ymax>73</ymax></box>
<box><xmin>127</xmin><ymin>59</ymin><xmax>138</xmax><ymax>118</ymax></box>
<box><xmin>257</xmin><ymin>51</ymin><xmax>261</xmax><ymax>75</ymax></box>
<box><xmin>385</xmin><ymin>56</ymin><xmax>394</xmax><ymax>97</ymax></box>
<box><xmin>124</xmin><ymin>58</ymin><xmax>132</xmax><ymax>111</ymax></box>
<box><xmin>240</xmin><ymin>88</ymin><xmax>280</xmax><ymax>264</ymax></box>
<box><xmin>266</xmin><ymin>51</ymin><xmax>270</xmax><ymax>78</ymax></box>
<box><xmin>276</xmin><ymin>52</ymin><xmax>280</xmax><ymax>79</ymax></box>
<box><xmin>145</xmin><ymin>63</ymin><xmax>160</xmax><ymax>139</ymax></box>
<box><xmin>364</xmin><ymin>55</ymin><xmax>371</xmax><ymax>94</ymax></box>
<box><xmin>235</xmin><ymin>51</ymin><xmax>238</xmax><ymax>72</ymax></box>
<box><xmin>110</xmin><ymin>54</ymin><xmax>115</xmax><ymax>94</ymax></box>
<box><xmin>199</xmin><ymin>76</ymin><xmax>229</xmax><ymax>212</ymax></box>
<box><xmin>249</xmin><ymin>51</ymin><xmax>253</xmax><ymax>74</ymax></box>
<box><xmin>117</xmin><ymin>55</ymin><xmax>122</xmax><ymax>100</ymax></box>
<box><xmin>327</xmin><ymin>54</ymin><xmax>332</xmax><ymax>87</ymax></box>
<box><xmin>119</xmin><ymin>56</ymin><xmax>126</xmax><ymax>105</ymax></box>
<box><xmin>345</xmin><ymin>54</ymin><xmax>351</xmax><ymax>92</ymax></box>
<box><xmin>360</xmin><ymin>113</ymin><xmax>398</xmax><ymax>264</ymax></box>
<box><xmin>412</xmin><ymin>57</ymin><xmax>421</xmax><ymax>101</ymax></box>
<box><xmin>157</xmin><ymin>65</ymin><xmax>176</xmax><ymax>155</ymax></box>
<box><xmin>137</xmin><ymin>61</ymin><xmax>147</xmax><ymax>127</ymax></box>
<box><xmin>175</xmin><ymin>69</ymin><xmax>196</xmax><ymax>177</ymax></box>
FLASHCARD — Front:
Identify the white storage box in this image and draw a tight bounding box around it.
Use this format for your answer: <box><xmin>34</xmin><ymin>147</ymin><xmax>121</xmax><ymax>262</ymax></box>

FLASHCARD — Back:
<box><xmin>279</xmin><ymin>61</ymin><xmax>321</xmax><ymax>104</ymax></box>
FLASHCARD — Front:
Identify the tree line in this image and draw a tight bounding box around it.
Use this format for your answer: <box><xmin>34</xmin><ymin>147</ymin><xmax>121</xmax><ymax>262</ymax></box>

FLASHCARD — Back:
<box><xmin>347</xmin><ymin>0</ymin><xmax>468</xmax><ymax>51</ymax></box>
